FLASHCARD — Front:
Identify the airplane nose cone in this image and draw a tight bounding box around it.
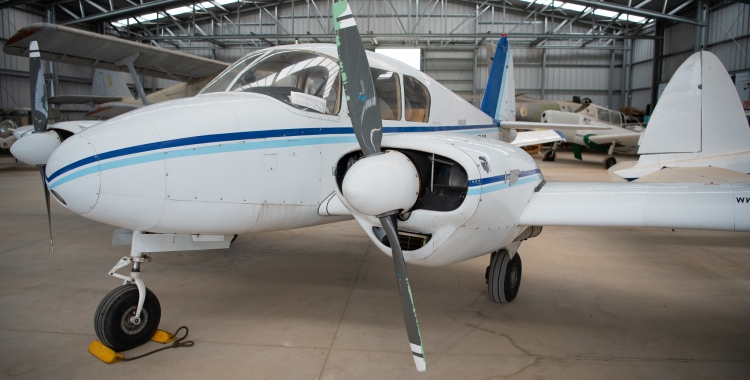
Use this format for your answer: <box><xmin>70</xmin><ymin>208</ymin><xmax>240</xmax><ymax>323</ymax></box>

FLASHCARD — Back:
<box><xmin>46</xmin><ymin>135</ymin><xmax>100</xmax><ymax>214</ymax></box>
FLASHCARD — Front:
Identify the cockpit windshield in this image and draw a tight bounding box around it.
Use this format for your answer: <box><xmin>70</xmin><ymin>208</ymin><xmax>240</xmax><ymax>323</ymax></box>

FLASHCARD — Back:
<box><xmin>199</xmin><ymin>50</ymin><xmax>341</xmax><ymax>115</ymax></box>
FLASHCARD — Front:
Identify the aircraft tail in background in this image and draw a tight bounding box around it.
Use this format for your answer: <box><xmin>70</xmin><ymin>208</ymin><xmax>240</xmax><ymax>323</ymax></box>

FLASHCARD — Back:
<box><xmin>637</xmin><ymin>51</ymin><xmax>750</xmax><ymax>158</ymax></box>
<box><xmin>92</xmin><ymin>69</ymin><xmax>132</xmax><ymax>98</ymax></box>
<box><xmin>480</xmin><ymin>35</ymin><xmax>515</xmax><ymax>122</ymax></box>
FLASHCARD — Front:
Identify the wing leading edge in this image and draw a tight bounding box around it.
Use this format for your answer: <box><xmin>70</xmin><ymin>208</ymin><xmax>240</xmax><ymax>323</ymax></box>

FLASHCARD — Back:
<box><xmin>4</xmin><ymin>23</ymin><xmax>229</xmax><ymax>82</ymax></box>
<box><xmin>519</xmin><ymin>181</ymin><xmax>750</xmax><ymax>232</ymax></box>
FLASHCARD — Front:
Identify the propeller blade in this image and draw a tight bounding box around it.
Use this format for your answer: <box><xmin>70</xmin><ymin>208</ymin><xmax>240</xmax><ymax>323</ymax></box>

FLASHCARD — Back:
<box><xmin>39</xmin><ymin>166</ymin><xmax>54</xmax><ymax>254</ymax></box>
<box><xmin>380</xmin><ymin>214</ymin><xmax>426</xmax><ymax>372</ymax></box>
<box><xmin>29</xmin><ymin>41</ymin><xmax>48</xmax><ymax>134</ymax></box>
<box><xmin>334</xmin><ymin>2</ymin><xmax>426</xmax><ymax>370</ymax></box>
<box><xmin>333</xmin><ymin>0</ymin><xmax>381</xmax><ymax>157</ymax></box>
<box><xmin>30</xmin><ymin>41</ymin><xmax>53</xmax><ymax>253</ymax></box>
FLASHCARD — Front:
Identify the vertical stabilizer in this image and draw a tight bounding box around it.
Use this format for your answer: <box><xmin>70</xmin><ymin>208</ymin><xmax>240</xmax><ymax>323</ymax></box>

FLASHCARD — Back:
<box><xmin>638</xmin><ymin>52</ymin><xmax>750</xmax><ymax>156</ymax></box>
<box><xmin>481</xmin><ymin>36</ymin><xmax>516</xmax><ymax>121</ymax></box>
<box><xmin>92</xmin><ymin>69</ymin><xmax>132</xmax><ymax>97</ymax></box>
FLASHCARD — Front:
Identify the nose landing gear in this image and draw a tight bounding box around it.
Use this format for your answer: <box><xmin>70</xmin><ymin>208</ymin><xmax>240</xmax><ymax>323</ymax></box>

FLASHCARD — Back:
<box><xmin>94</xmin><ymin>284</ymin><xmax>161</xmax><ymax>351</ymax></box>
<box><xmin>95</xmin><ymin>232</ymin><xmax>161</xmax><ymax>351</ymax></box>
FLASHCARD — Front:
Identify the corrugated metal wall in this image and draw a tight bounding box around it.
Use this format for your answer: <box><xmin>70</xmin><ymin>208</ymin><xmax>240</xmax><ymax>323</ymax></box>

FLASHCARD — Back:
<box><xmin>2</xmin><ymin>1</ymin><xmax>749</xmax><ymax>120</ymax></box>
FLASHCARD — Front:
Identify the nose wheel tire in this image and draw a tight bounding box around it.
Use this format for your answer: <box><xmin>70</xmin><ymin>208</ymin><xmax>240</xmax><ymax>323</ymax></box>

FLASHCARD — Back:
<box><xmin>94</xmin><ymin>285</ymin><xmax>161</xmax><ymax>352</ymax></box>
<box><xmin>603</xmin><ymin>156</ymin><xmax>617</xmax><ymax>169</ymax></box>
<box><xmin>485</xmin><ymin>250</ymin><xmax>522</xmax><ymax>303</ymax></box>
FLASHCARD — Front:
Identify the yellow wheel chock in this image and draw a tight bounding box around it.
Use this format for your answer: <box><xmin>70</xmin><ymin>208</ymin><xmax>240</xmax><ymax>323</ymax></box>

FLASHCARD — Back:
<box><xmin>88</xmin><ymin>326</ymin><xmax>192</xmax><ymax>364</ymax></box>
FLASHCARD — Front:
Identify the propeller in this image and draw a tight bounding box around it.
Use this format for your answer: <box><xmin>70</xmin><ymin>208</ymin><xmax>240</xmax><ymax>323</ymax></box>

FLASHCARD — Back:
<box><xmin>333</xmin><ymin>1</ymin><xmax>425</xmax><ymax>372</ymax></box>
<box><xmin>29</xmin><ymin>41</ymin><xmax>54</xmax><ymax>254</ymax></box>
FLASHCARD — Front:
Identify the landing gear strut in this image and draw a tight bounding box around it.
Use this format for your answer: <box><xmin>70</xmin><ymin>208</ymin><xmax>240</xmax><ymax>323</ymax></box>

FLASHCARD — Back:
<box><xmin>95</xmin><ymin>231</ymin><xmax>161</xmax><ymax>351</ymax></box>
<box><xmin>542</xmin><ymin>141</ymin><xmax>558</xmax><ymax>162</ymax></box>
<box><xmin>485</xmin><ymin>249</ymin><xmax>522</xmax><ymax>303</ymax></box>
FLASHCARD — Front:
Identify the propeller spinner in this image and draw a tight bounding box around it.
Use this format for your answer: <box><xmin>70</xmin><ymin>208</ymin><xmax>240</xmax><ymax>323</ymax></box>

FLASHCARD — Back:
<box><xmin>333</xmin><ymin>1</ymin><xmax>426</xmax><ymax>372</ymax></box>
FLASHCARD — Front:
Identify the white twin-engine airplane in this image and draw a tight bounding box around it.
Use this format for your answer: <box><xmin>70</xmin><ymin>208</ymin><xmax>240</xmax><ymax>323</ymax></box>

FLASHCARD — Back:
<box><xmin>12</xmin><ymin>1</ymin><xmax>750</xmax><ymax>371</ymax></box>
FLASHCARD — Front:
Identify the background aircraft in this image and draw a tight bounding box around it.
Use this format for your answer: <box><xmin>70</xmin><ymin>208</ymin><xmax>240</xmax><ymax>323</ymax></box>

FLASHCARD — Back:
<box><xmin>3</xmin><ymin>23</ymin><xmax>229</xmax><ymax>118</ymax></box>
<box><xmin>13</xmin><ymin>5</ymin><xmax>750</xmax><ymax>372</ymax></box>
<box><xmin>541</xmin><ymin>102</ymin><xmax>645</xmax><ymax>168</ymax></box>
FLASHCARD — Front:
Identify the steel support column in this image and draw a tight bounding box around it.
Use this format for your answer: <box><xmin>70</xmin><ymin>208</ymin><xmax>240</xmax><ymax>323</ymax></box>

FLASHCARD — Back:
<box><xmin>695</xmin><ymin>1</ymin><xmax>708</xmax><ymax>52</ymax></box>
<box><xmin>651</xmin><ymin>20</ymin><xmax>664</xmax><ymax>110</ymax></box>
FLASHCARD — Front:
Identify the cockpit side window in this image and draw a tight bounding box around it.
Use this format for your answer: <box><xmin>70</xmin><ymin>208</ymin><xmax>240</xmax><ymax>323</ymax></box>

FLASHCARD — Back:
<box><xmin>200</xmin><ymin>52</ymin><xmax>265</xmax><ymax>95</ymax></box>
<box><xmin>403</xmin><ymin>75</ymin><xmax>430</xmax><ymax>122</ymax></box>
<box><xmin>371</xmin><ymin>68</ymin><xmax>401</xmax><ymax>120</ymax></box>
<box><xmin>597</xmin><ymin>107</ymin><xmax>611</xmax><ymax>123</ymax></box>
<box><xmin>611</xmin><ymin>111</ymin><xmax>622</xmax><ymax>125</ymax></box>
<box><xmin>230</xmin><ymin>51</ymin><xmax>341</xmax><ymax>115</ymax></box>
<box><xmin>200</xmin><ymin>50</ymin><xmax>341</xmax><ymax>115</ymax></box>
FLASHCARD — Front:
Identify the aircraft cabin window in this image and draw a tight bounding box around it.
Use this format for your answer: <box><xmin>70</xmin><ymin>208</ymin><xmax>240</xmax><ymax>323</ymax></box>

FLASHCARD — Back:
<box><xmin>200</xmin><ymin>52</ymin><xmax>265</xmax><ymax>94</ymax></box>
<box><xmin>202</xmin><ymin>50</ymin><xmax>341</xmax><ymax>115</ymax></box>
<box><xmin>371</xmin><ymin>68</ymin><xmax>401</xmax><ymax>120</ymax></box>
<box><xmin>403</xmin><ymin>75</ymin><xmax>430</xmax><ymax>122</ymax></box>
<box><xmin>597</xmin><ymin>107</ymin><xmax>611</xmax><ymax>123</ymax></box>
<box><xmin>611</xmin><ymin>111</ymin><xmax>622</xmax><ymax>125</ymax></box>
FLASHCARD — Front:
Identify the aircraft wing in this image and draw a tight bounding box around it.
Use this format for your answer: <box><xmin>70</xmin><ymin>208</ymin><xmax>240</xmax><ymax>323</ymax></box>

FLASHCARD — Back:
<box><xmin>4</xmin><ymin>23</ymin><xmax>229</xmax><ymax>82</ymax></box>
<box><xmin>500</xmin><ymin>120</ymin><xmax>609</xmax><ymax>131</ymax></box>
<box><xmin>48</xmin><ymin>95</ymin><xmax>124</xmax><ymax>104</ymax></box>
<box><xmin>512</xmin><ymin>130</ymin><xmax>564</xmax><ymax>147</ymax></box>
<box><xmin>584</xmin><ymin>132</ymin><xmax>641</xmax><ymax>146</ymax></box>
<box><xmin>84</xmin><ymin>102</ymin><xmax>142</xmax><ymax>119</ymax></box>
<box><xmin>519</xmin><ymin>181</ymin><xmax>750</xmax><ymax>232</ymax></box>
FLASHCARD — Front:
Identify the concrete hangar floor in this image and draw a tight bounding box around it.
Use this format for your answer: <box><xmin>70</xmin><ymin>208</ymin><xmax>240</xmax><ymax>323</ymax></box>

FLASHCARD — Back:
<box><xmin>1</xmin><ymin>149</ymin><xmax>749</xmax><ymax>379</ymax></box>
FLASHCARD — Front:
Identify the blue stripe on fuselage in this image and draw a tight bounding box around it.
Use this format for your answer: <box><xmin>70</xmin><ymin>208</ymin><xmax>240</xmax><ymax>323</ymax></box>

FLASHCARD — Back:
<box><xmin>466</xmin><ymin>173</ymin><xmax>542</xmax><ymax>196</ymax></box>
<box><xmin>47</xmin><ymin>124</ymin><xmax>497</xmax><ymax>187</ymax></box>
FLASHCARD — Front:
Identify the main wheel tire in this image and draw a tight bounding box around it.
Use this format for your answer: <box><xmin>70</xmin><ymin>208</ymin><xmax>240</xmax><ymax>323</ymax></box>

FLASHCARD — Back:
<box><xmin>94</xmin><ymin>285</ymin><xmax>161</xmax><ymax>352</ymax></box>
<box><xmin>543</xmin><ymin>150</ymin><xmax>556</xmax><ymax>162</ymax></box>
<box><xmin>603</xmin><ymin>156</ymin><xmax>617</xmax><ymax>169</ymax></box>
<box><xmin>488</xmin><ymin>250</ymin><xmax>523</xmax><ymax>303</ymax></box>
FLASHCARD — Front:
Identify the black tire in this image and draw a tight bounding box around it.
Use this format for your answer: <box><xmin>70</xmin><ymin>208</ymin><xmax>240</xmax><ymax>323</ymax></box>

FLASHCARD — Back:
<box><xmin>543</xmin><ymin>150</ymin><xmax>556</xmax><ymax>162</ymax></box>
<box><xmin>94</xmin><ymin>285</ymin><xmax>161</xmax><ymax>352</ymax></box>
<box><xmin>603</xmin><ymin>156</ymin><xmax>617</xmax><ymax>169</ymax></box>
<box><xmin>488</xmin><ymin>250</ymin><xmax>523</xmax><ymax>303</ymax></box>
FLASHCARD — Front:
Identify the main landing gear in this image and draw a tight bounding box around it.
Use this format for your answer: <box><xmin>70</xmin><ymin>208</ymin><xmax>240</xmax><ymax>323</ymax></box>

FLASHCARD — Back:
<box><xmin>542</xmin><ymin>141</ymin><xmax>559</xmax><ymax>162</ymax></box>
<box><xmin>603</xmin><ymin>141</ymin><xmax>617</xmax><ymax>169</ymax></box>
<box><xmin>485</xmin><ymin>249</ymin><xmax>522</xmax><ymax>303</ymax></box>
<box><xmin>95</xmin><ymin>232</ymin><xmax>161</xmax><ymax>351</ymax></box>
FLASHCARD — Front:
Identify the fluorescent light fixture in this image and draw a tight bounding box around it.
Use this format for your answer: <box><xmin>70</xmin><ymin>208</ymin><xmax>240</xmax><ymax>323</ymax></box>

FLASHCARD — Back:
<box><xmin>512</xmin><ymin>0</ymin><xmax>647</xmax><ymax>23</ymax></box>
<box><xmin>375</xmin><ymin>49</ymin><xmax>421</xmax><ymax>71</ymax></box>
<box><xmin>112</xmin><ymin>0</ymin><xmax>237</xmax><ymax>26</ymax></box>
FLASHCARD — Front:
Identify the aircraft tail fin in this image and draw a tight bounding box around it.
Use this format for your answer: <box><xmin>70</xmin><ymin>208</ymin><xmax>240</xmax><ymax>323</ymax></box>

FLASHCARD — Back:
<box><xmin>638</xmin><ymin>51</ymin><xmax>750</xmax><ymax>158</ymax></box>
<box><xmin>480</xmin><ymin>35</ymin><xmax>515</xmax><ymax>122</ymax></box>
<box><xmin>92</xmin><ymin>69</ymin><xmax>132</xmax><ymax>97</ymax></box>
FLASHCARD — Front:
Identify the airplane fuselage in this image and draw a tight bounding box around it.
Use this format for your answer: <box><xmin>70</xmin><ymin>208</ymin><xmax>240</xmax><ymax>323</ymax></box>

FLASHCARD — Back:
<box><xmin>44</xmin><ymin>45</ymin><xmax>543</xmax><ymax>267</ymax></box>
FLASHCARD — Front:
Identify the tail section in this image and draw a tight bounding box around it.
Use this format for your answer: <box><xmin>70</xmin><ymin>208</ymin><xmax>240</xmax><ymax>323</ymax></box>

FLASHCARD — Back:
<box><xmin>638</xmin><ymin>51</ymin><xmax>750</xmax><ymax>158</ymax></box>
<box><xmin>481</xmin><ymin>35</ymin><xmax>515</xmax><ymax>122</ymax></box>
<box><xmin>92</xmin><ymin>69</ymin><xmax>132</xmax><ymax>97</ymax></box>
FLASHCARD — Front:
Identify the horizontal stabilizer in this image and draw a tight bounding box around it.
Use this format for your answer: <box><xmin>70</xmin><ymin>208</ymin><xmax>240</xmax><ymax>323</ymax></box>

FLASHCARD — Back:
<box><xmin>512</xmin><ymin>130</ymin><xmax>564</xmax><ymax>147</ymax></box>
<box><xmin>500</xmin><ymin>121</ymin><xmax>609</xmax><ymax>131</ymax></box>
<box><xmin>48</xmin><ymin>95</ymin><xmax>124</xmax><ymax>105</ymax></box>
<box><xmin>634</xmin><ymin>166</ymin><xmax>750</xmax><ymax>183</ymax></box>
<box><xmin>4</xmin><ymin>23</ymin><xmax>229</xmax><ymax>82</ymax></box>
<box><xmin>584</xmin><ymin>132</ymin><xmax>641</xmax><ymax>147</ymax></box>
<box><xmin>519</xmin><ymin>181</ymin><xmax>750</xmax><ymax>231</ymax></box>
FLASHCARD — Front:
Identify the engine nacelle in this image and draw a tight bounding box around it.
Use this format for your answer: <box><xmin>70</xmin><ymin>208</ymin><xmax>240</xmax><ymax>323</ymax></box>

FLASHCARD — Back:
<box><xmin>334</xmin><ymin>134</ymin><xmax>544</xmax><ymax>267</ymax></box>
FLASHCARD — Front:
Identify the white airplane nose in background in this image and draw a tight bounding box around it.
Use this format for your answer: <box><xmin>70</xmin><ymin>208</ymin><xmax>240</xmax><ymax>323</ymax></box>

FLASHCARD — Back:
<box><xmin>46</xmin><ymin>135</ymin><xmax>101</xmax><ymax>214</ymax></box>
